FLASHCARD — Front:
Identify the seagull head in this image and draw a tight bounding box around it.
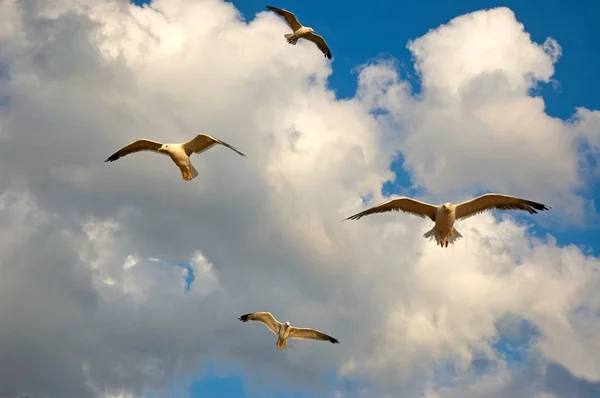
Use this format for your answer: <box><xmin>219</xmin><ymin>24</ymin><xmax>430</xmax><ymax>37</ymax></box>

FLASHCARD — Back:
<box><xmin>307</xmin><ymin>27</ymin><xmax>315</xmax><ymax>32</ymax></box>
<box><xmin>158</xmin><ymin>145</ymin><xmax>168</xmax><ymax>153</ymax></box>
<box><xmin>285</xmin><ymin>321</ymin><xmax>291</xmax><ymax>326</ymax></box>
<box><xmin>443</xmin><ymin>203</ymin><xmax>454</xmax><ymax>212</ymax></box>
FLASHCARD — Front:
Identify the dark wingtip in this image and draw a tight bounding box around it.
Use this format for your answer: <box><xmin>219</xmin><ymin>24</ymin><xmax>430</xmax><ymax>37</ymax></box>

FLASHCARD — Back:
<box><xmin>331</xmin><ymin>338</ymin><xmax>340</xmax><ymax>344</ymax></box>
<box><xmin>265</xmin><ymin>5</ymin><xmax>275</xmax><ymax>10</ymax></box>
<box><xmin>530</xmin><ymin>201</ymin><xmax>551</xmax><ymax>213</ymax></box>
<box><xmin>239</xmin><ymin>314</ymin><xmax>250</xmax><ymax>322</ymax></box>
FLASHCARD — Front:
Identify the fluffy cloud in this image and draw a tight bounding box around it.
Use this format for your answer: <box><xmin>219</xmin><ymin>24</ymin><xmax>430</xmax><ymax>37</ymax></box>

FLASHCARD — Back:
<box><xmin>0</xmin><ymin>1</ymin><xmax>599</xmax><ymax>398</ymax></box>
<box><xmin>357</xmin><ymin>8</ymin><xmax>593</xmax><ymax>221</ymax></box>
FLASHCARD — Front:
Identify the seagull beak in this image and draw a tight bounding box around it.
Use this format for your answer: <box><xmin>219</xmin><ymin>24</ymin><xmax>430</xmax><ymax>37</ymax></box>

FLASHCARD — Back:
<box><xmin>157</xmin><ymin>147</ymin><xmax>163</xmax><ymax>152</ymax></box>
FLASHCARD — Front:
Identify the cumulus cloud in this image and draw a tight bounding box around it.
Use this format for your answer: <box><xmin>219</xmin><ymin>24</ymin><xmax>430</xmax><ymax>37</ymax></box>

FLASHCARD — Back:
<box><xmin>357</xmin><ymin>8</ymin><xmax>597</xmax><ymax>222</ymax></box>
<box><xmin>0</xmin><ymin>1</ymin><xmax>599</xmax><ymax>398</ymax></box>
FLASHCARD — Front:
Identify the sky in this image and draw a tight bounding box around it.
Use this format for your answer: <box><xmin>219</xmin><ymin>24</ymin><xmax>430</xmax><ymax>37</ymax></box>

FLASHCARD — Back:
<box><xmin>0</xmin><ymin>0</ymin><xmax>600</xmax><ymax>397</ymax></box>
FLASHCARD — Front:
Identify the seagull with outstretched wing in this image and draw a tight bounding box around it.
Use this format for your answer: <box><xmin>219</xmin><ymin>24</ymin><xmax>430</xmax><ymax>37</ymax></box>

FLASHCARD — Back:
<box><xmin>266</xmin><ymin>5</ymin><xmax>332</xmax><ymax>59</ymax></box>
<box><xmin>105</xmin><ymin>133</ymin><xmax>246</xmax><ymax>181</ymax></box>
<box><xmin>344</xmin><ymin>194</ymin><xmax>550</xmax><ymax>248</ymax></box>
<box><xmin>239</xmin><ymin>312</ymin><xmax>339</xmax><ymax>350</ymax></box>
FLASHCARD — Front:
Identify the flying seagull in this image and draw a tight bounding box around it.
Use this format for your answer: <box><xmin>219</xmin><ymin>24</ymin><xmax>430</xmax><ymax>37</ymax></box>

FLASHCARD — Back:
<box><xmin>105</xmin><ymin>133</ymin><xmax>246</xmax><ymax>181</ymax></box>
<box><xmin>344</xmin><ymin>194</ymin><xmax>550</xmax><ymax>248</ymax></box>
<box><xmin>239</xmin><ymin>312</ymin><xmax>339</xmax><ymax>350</ymax></box>
<box><xmin>266</xmin><ymin>5</ymin><xmax>332</xmax><ymax>59</ymax></box>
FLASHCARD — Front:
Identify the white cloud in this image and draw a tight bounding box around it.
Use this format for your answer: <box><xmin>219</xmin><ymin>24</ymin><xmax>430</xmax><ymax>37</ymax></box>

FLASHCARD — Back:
<box><xmin>356</xmin><ymin>7</ymin><xmax>594</xmax><ymax>222</ymax></box>
<box><xmin>407</xmin><ymin>8</ymin><xmax>560</xmax><ymax>96</ymax></box>
<box><xmin>0</xmin><ymin>1</ymin><xmax>599</xmax><ymax>398</ymax></box>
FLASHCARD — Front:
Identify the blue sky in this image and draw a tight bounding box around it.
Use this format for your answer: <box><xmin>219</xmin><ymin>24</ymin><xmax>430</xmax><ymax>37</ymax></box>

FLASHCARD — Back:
<box><xmin>127</xmin><ymin>0</ymin><xmax>600</xmax><ymax>396</ymax></box>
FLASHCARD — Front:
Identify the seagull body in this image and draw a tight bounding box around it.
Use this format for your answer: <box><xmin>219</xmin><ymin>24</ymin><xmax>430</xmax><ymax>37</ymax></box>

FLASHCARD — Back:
<box><xmin>239</xmin><ymin>312</ymin><xmax>339</xmax><ymax>350</ymax></box>
<box><xmin>345</xmin><ymin>194</ymin><xmax>550</xmax><ymax>248</ymax></box>
<box><xmin>105</xmin><ymin>134</ymin><xmax>246</xmax><ymax>181</ymax></box>
<box><xmin>266</xmin><ymin>5</ymin><xmax>332</xmax><ymax>59</ymax></box>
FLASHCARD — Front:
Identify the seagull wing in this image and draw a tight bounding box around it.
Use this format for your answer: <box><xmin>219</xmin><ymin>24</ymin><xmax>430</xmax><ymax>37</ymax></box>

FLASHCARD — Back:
<box><xmin>289</xmin><ymin>327</ymin><xmax>339</xmax><ymax>344</ymax></box>
<box><xmin>265</xmin><ymin>5</ymin><xmax>302</xmax><ymax>31</ymax></box>
<box><xmin>304</xmin><ymin>32</ymin><xmax>332</xmax><ymax>59</ymax></box>
<box><xmin>455</xmin><ymin>193</ymin><xmax>550</xmax><ymax>221</ymax></box>
<box><xmin>239</xmin><ymin>312</ymin><xmax>282</xmax><ymax>335</ymax></box>
<box><xmin>182</xmin><ymin>134</ymin><xmax>246</xmax><ymax>157</ymax></box>
<box><xmin>105</xmin><ymin>139</ymin><xmax>164</xmax><ymax>162</ymax></box>
<box><xmin>344</xmin><ymin>197</ymin><xmax>438</xmax><ymax>221</ymax></box>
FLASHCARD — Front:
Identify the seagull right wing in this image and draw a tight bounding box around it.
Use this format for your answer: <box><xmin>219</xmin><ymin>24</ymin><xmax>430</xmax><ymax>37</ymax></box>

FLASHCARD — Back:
<box><xmin>454</xmin><ymin>193</ymin><xmax>550</xmax><ymax>221</ymax></box>
<box><xmin>104</xmin><ymin>139</ymin><xmax>164</xmax><ymax>162</ymax></box>
<box><xmin>239</xmin><ymin>312</ymin><xmax>282</xmax><ymax>335</ymax></box>
<box><xmin>265</xmin><ymin>6</ymin><xmax>302</xmax><ymax>31</ymax></box>
<box><xmin>344</xmin><ymin>197</ymin><xmax>438</xmax><ymax>221</ymax></box>
<box><xmin>304</xmin><ymin>32</ymin><xmax>332</xmax><ymax>59</ymax></box>
<box><xmin>289</xmin><ymin>327</ymin><xmax>340</xmax><ymax>344</ymax></box>
<box><xmin>183</xmin><ymin>134</ymin><xmax>246</xmax><ymax>158</ymax></box>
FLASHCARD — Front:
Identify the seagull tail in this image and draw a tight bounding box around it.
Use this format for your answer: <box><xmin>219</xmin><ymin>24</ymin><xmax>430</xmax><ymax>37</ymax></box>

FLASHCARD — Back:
<box><xmin>276</xmin><ymin>338</ymin><xmax>287</xmax><ymax>350</ymax></box>
<box><xmin>423</xmin><ymin>227</ymin><xmax>441</xmax><ymax>246</ymax></box>
<box><xmin>423</xmin><ymin>227</ymin><xmax>463</xmax><ymax>246</ymax></box>
<box><xmin>449</xmin><ymin>227</ymin><xmax>463</xmax><ymax>244</ymax></box>
<box><xmin>285</xmin><ymin>34</ymin><xmax>298</xmax><ymax>45</ymax></box>
<box><xmin>189</xmin><ymin>163</ymin><xmax>199</xmax><ymax>179</ymax></box>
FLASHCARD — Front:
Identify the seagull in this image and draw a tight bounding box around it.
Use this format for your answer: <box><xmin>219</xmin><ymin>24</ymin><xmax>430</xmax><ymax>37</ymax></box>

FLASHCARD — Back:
<box><xmin>344</xmin><ymin>193</ymin><xmax>550</xmax><ymax>248</ymax></box>
<box><xmin>105</xmin><ymin>133</ymin><xmax>246</xmax><ymax>181</ymax></box>
<box><xmin>239</xmin><ymin>312</ymin><xmax>340</xmax><ymax>350</ymax></box>
<box><xmin>266</xmin><ymin>5</ymin><xmax>332</xmax><ymax>59</ymax></box>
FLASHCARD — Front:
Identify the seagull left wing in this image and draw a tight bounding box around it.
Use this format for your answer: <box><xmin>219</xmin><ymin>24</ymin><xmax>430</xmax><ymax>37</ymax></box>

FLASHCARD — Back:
<box><xmin>455</xmin><ymin>193</ymin><xmax>550</xmax><ymax>221</ymax></box>
<box><xmin>239</xmin><ymin>312</ymin><xmax>282</xmax><ymax>335</ymax></box>
<box><xmin>265</xmin><ymin>6</ymin><xmax>302</xmax><ymax>31</ymax></box>
<box><xmin>289</xmin><ymin>327</ymin><xmax>339</xmax><ymax>344</ymax></box>
<box><xmin>105</xmin><ymin>139</ymin><xmax>164</xmax><ymax>162</ymax></box>
<box><xmin>344</xmin><ymin>197</ymin><xmax>438</xmax><ymax>221</ymax></box>
<box><xmin>183</xmin><ymin>134</ymin><xmax>246</xmax><ymax>157</ymax></box>
<box><xmin>304</xmin><ymin>32</ymin><xmax>332</xmax><ymax>59</ymax></box>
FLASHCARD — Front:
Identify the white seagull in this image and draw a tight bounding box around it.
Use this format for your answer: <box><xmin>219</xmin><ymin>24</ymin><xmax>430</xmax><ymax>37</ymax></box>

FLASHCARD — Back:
<box><xmin>105</xmin><ymin>133</ymin><xmax>246</xmax><ymax>181</ymax></box>
<box><xmin>239</xmin><ymin>312</ymin><xmax>340</xmax><ymax>350</ymax></box>
<box><xmin>266</xmin><ymin>5</ymin><xmax>332</xmax><ymax>59</ymax></box>
<box><xmin>344</xmin><ymin>193</ymin><xmax>550</xmax><ymax>248</ymax></box>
